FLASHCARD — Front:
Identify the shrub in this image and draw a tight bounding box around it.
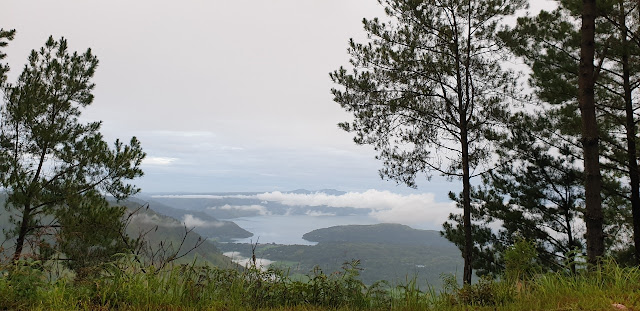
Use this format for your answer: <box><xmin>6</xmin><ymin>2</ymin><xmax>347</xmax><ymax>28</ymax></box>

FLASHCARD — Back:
<box><xmin>504</xmin><ymin>238</ymin><xmax>541</xmax><ymax>282</ymax></box>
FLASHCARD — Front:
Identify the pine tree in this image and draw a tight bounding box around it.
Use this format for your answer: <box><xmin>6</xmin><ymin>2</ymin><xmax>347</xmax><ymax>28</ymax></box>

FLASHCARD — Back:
<box><xmin>500</xmin><ymin>0</ymin><xmax>640</xmax><ymax>264</ymax></box>
<box><xmin>480</xmin><ymin>112</ymin><xmax>584</xmax><ymax>272</ymax></box>
<box><xmin>54</xmin><ymin>190</ymin><xmax>131</xmax><ymax>279</ymax></box>
<box><xmin>0</xmin><ymin>36</ymin><xmax>145</xmax><ymax>262</ymax></box>
<box><xmin>0</xmin><ymin>28</ymin><xmax>15</xmax><ymax>87</ymax></box>
<box><xmin>330</xmin><ymin>0</ymin><xmax>525</xmax><ymax>283</ymax></box>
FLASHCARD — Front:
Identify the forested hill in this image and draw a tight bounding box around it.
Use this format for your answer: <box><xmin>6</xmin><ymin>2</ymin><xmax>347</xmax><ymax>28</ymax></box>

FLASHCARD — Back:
<box><xmin>0</xmin><ymin>194</ymin><xmax>238</xmax><ymax>268</ymax></box>
<box><xmin>303</xmin><ymin>223</ymin><xmax>451</xmax><ymax>246</ymax></box>
<box><xmin>220</xmin><ymin>223</ymin><xmax>462</xmax><ymax>288</ymax></box>
<box><xmin>118</xmin><ymin>199</ymin><xmax>238</xmax><ymax>268</ymax></box>
<box><xmin>126</xmin><ymin>196</ymin><xmax>253</xmax><ymax>242</ymax></box>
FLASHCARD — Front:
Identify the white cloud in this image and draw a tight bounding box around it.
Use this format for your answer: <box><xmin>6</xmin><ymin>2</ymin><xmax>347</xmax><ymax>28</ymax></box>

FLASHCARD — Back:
<box><xmin>144</xmin><ymin>156</ymin><xmax>178</xmax><ymax>166</ymax></box>
<box><xmin>152</xmin><ymin>190</ymin><xmax>457</xmax><ymax>228</ymax></box>
<box><xmin>223</xmin><ymin>252</ymin><xmax>274</xmax><ymax>270</ymax></box>
<box><xmin>305</xmin><ymin>210</ymin><xmax>336</xmax><ymax>217</ymax></box>
<box><xmin>182</xmin><ymin>214</ymin><xmax>224</xmax><ymax>228</ymax></box>
<box><xmin>216</xmin><ymin>204</ymin><xmax>270</xmax><ymax>216</ymax></box>
<box><xmin>255</xmin><ymin>190</ymin><xmax>456</xmax><ymax>227</ymax></box>
<box><xmin>130</xmin><ymin>213</ymin><xmax>182</xmax><ymax>227</ymax></box>
<box><xmin>152</xmin><ymin>194</ymin><xmax>253</xmax><ymax>199</ymax></box>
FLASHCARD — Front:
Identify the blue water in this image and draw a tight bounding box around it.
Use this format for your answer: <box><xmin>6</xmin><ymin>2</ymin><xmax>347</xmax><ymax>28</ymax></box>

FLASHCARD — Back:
<box><xmin>229</xmin><ymin>214</ymin><xmax>379</xmax><ymax>245</ymax></box>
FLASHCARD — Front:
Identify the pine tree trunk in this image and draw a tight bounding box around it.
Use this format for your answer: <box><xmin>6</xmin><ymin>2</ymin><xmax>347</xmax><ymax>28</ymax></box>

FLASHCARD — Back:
<box><xmin>12</xmin><ymin>204</ymin><xmax>32</xmax><ymax>261</ymax></box>
<box><xmin>564</xmin><ymin>204</ymin><xmax>577</xmax><ymax>274</ymax></box>
<box><xmin>449</xmin><ymin>6</ymin><xmax>474</xmax><ymax>284</ymax></box>
<box><xmin>579</xmin><ymin>0</ymin><xmax>605</xmax><ymax>265</ymax></box>
<box><xmin>461</xmin><ymin>130</ymin><xmax>473</xmax><ymax>284</ymax></box>
<box><xmin>461</xmin><ymin>1</ymin><xmax>474</xmax><ymax>284</ymax></box>
<box><xmin>619</xmin><ymin>1</ymin><xmax>640</xmax><ymax>265</ymax></box>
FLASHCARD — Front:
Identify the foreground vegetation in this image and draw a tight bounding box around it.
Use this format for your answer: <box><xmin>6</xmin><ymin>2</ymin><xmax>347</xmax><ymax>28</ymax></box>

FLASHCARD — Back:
<box><xmin>1</xmin><ymin>256</ymin><xmax>639</xmax><ymax>311</ymax></box>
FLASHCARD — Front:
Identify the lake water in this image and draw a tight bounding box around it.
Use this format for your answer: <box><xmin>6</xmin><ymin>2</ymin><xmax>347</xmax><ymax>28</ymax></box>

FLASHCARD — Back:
<box><xmin>228</xmin><ymin>214</ymin><xmax>380</xmax><ymax>245</ymax></box>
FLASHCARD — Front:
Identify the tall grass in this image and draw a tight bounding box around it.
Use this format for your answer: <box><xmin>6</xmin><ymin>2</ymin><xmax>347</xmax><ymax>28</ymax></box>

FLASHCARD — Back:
<box><xmin>517</xmin><ymin>259</ymin><xmax>640</xmax><ymax>310</ymax></box>
<box><xmin>1</xmin><ymin>256</ymin><xmax>639</xmax><ymax>310</ymax></box>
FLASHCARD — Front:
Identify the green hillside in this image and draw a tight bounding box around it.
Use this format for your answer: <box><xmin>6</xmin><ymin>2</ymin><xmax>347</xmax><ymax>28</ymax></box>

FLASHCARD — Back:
<box><xmin>128</xmin><ymin>196</ymin><xmax>253</xmax><ymax>241</ymax></box>
<box><xmin>218</xmin><ymin>223</ymin><xmax>462</xmax><ymax>288</ymax></box>
<box><xmin>0</xmin><ymin>194</ymin><xmax>237</xmax><ymax>269</ymax></box>
<box><xmin>120</xmin><ymin>199</ymin><xmax>238</xmax><ymax>268</ymax></box>
<box><xmin>303</xmin><ymin>223</ymin><xmax>452</xmax><ymax>246</ymax></box>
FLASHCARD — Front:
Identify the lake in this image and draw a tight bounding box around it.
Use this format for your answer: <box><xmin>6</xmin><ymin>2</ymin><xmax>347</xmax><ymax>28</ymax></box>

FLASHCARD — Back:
<box><xmin>227</xmin><ymin>214</ymin><xmax>380</xmax><ymax>245</ymax></box>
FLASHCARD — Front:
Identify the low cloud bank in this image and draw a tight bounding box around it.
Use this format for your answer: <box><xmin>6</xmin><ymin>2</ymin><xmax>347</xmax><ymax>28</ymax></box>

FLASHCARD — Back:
<box><xmin>305</xmin><ymin>210</ymin><xmax>336</xmax><ymax>217</ymax></box>
<box><xmin>131</xmin><ymin>213</ymin><xmax>182</xmax><ymax>227</ymax></box>
<box><xmin>257</xmin><ymin>190</ymin><xmax>456</xmax><ymax>228</ymax></box>
<box><xmin>131</xmin><ymin>213</ymin><xmax>226</xmax><ymax>229</ymax></box>
<box><xmin>152</xmin><ymin>190</ymin><xmax>457</xmax><ymax>229</ymax></box>
<box><xmin>214</xmin><ymin>204</ymin><xmax>270</xmax><ymax>216</ymax></box>
<box><xmin>152</xmin><ymin>194</ymin><xmax>253</xmax><ymax>199</ymax></box>
<box><xmin>182</xmin><ymin>214</ymin><xmax>225</xmax><ymax>228</ymax></box>
<box><xmin>223</xmin><ymin>251</ymin><xmax>274</xmax><ymax>270</ymax></box>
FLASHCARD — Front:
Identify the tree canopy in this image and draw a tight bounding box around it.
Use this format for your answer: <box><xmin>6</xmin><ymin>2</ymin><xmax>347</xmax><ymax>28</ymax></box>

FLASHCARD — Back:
<box><xmin>331</xmin><ymin>0</ymin><xmax>525</xmax><ymax>283</ymax></box>
<box><xmin>0</xmin><ymin>35</ymin><xmax>145</xmax><ymax>271</ymax></box>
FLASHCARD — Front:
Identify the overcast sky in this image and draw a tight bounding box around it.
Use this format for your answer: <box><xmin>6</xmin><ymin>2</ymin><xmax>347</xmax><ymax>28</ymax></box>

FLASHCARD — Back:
<box><xmin>2</xmin><ymin>0</ymin><xmax>553</xmax><ymax>199</ymax></box>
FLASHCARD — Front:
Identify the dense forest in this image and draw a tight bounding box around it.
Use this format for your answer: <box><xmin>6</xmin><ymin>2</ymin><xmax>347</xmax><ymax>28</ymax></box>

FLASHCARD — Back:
<box><xmin>2</xmin><ymin>0</ymin><xmax>640</xmax><ymax>309</ymax></box>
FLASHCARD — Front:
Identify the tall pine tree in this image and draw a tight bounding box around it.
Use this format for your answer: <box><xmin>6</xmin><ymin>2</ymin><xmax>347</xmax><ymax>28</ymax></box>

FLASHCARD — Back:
<box><xmin>499</xmin><ymin>0</ymin><xmax>640</xmax><ymax>264</ymax></box>
<box><xmin>331</xmin><ymin>0</ymin><xmax>525</xmax><ymax>283</ymax></box>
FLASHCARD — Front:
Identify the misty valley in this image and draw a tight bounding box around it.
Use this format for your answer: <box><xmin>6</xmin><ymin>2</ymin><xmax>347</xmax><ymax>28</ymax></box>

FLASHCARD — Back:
<box><xmin>132</xmin><ymin>190</ymin><xmax>463</xmax><ymax>288</ymax></box>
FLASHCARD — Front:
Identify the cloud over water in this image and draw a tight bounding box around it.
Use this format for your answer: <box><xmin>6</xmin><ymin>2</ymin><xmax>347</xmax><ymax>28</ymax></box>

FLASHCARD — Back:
<box><xmin>154</xmin><ymin>189</ymin><xmax>456</xmax><ymax>229</ymax></box>
<box><xmin>254</xmin><ymin>190</ymin><xmax>455</xmax><ymax>228</ymax></box>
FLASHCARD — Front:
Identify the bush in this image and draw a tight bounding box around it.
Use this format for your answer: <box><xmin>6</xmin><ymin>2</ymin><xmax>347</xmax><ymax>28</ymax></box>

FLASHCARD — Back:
<box><xmin>0</xmin><ymin>260</ymin><xmax>46</xmax><ymax>308</ymax></box>
<box><xmin>504</xmin><ymin>238</ymin><xmax>541</xmax><ymax>282</ymax></box>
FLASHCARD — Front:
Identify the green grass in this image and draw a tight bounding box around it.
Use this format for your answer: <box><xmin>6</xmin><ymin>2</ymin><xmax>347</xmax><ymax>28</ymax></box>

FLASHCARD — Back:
<box><xmin>1</xmin><ymin>257</ymin><xmax>639</xmax><ymax>310</ymax></box>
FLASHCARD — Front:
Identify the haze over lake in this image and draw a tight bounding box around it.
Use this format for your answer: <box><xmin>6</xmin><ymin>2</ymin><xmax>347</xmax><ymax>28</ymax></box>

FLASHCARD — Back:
<box><xmin>229</xmin><ymin>214</ymin><xmax>381</xmax><ymax>245</ymax></box>
<box><xmin>148</xmin><ymin>189</ymin><xmax>456</xmax><ymax>244</ymax></box>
